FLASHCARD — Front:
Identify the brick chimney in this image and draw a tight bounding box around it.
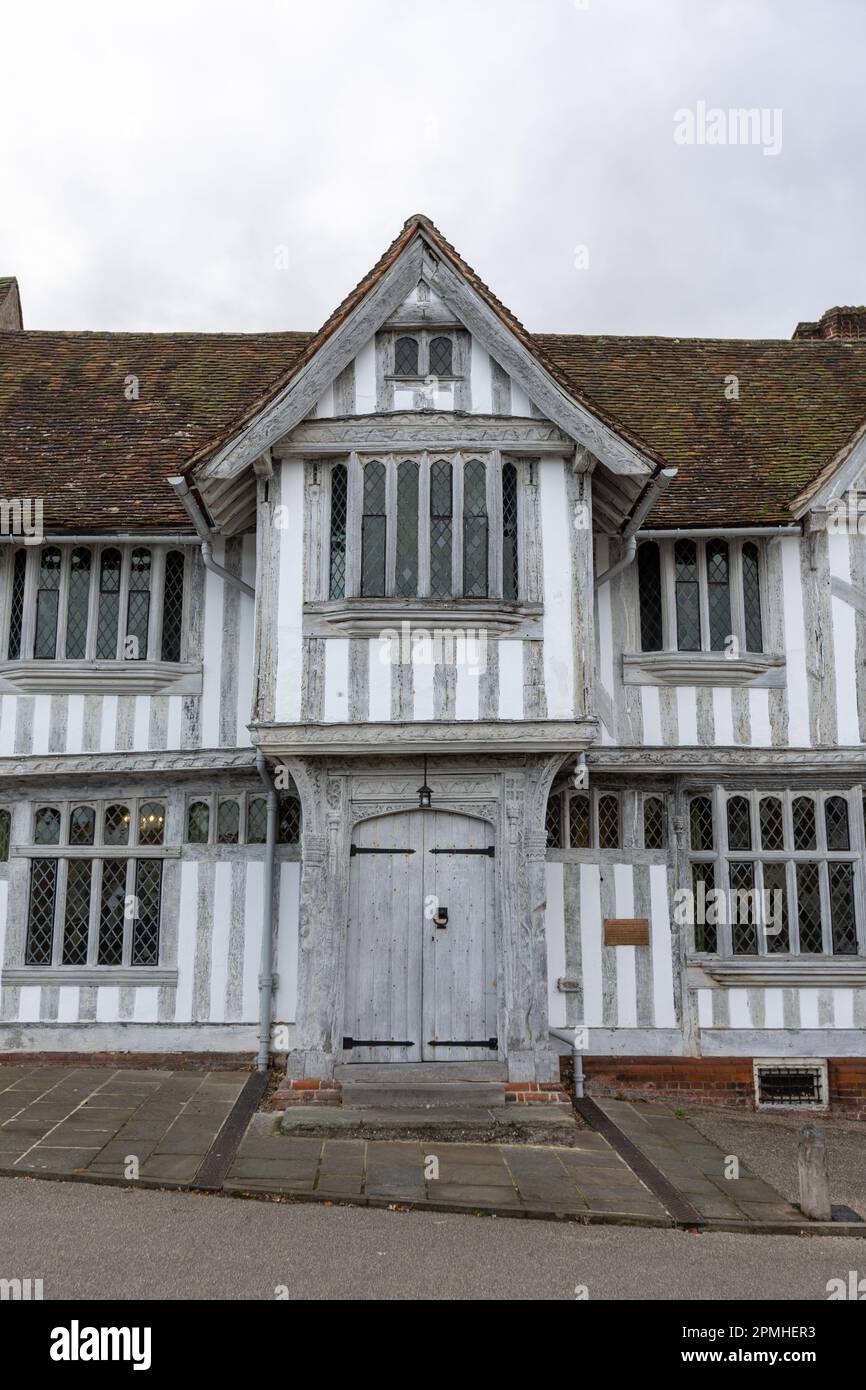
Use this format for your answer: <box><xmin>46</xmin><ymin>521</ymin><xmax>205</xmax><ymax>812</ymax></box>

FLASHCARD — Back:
<box><xmin>0</xmin><ymin>277</ymin><xmax>23</xmax><ymax>329</ymax></box>
<box><xmin>793</xmin><ymin>305</ymin><xmax>866</xmax><ymax>341</ymax></box>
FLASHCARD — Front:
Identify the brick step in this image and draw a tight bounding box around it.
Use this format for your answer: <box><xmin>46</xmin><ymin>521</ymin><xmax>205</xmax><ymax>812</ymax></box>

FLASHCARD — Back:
<box><xmin>334</xmin><ymin>1062</ymin><xmax>507</xmax><ymax>1083</ymax></box>
<box><xmin>340</xmin><ymin>1081</ymin><xmax>506</xmax><ymax>1110</ymax></box>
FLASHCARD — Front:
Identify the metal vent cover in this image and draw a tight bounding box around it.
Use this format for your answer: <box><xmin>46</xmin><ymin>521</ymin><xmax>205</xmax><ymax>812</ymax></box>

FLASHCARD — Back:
<box><xmin>753</xmin><ymin>1058</ymin><xmax>828</xmax><ymax>1111</ymax></box>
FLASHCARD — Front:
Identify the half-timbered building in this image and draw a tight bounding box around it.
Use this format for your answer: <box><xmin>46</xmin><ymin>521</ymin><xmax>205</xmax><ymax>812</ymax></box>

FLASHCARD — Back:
<box><xmin>1</xmin><ymin>218</ymin><xmax>865</xmax><ymax>1113</ymax></box>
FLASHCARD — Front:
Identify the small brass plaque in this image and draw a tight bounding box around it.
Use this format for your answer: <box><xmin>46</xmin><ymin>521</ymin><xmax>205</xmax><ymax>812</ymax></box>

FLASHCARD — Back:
<box><xmin>604</xmin><ymin>918</ymin><xmax>650</xmax><ymax>946</ymax></box>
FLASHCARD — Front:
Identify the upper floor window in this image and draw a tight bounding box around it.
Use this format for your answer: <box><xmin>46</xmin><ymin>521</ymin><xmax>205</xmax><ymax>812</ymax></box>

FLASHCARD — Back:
<box><xmin>3</xmin><ymin>544</ymin><xmax>188</xmax><ymax>663</ymax></box>
<box><xmin>24</xmin><ymin>798</ymin><xmax>166</xmax><ymax>968</ymax></box>
<box><xmin>686</xmin><ymin>788</ymin><xmax>864</xmax><ymax>957</ymax></box>
<box><xmin>391</xmin><ymin>333</ymin><xmax>455</xmax><ymax>379</ymax></box>
<box><xmin>637</xmin><ymin>537</ymin><xmax>764</xmax><ymax>654</ymax></box>
<box><xmin>328</xmin><ymin>453</ymin><xmax>524</xmax><ymax>602</ymax></box>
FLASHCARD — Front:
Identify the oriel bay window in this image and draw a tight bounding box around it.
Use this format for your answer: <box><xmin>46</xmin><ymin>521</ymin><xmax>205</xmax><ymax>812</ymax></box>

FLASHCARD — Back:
<box><xmin>686</xmin><ymin>788</ymin><xmax>865</xmax><ymax>957</ymax></box>
<box><xmin>24</xmin><ymin>799</ymin><xmax>168</xmax><ymax>968</ymax></box>
<box><xmin>637</xmin><ymin>536</ymin><xmax>764</xmax><ymax>654</ymax></box>
<box><xmin>327</xmin><ymin>453</ymin><xmax>525</xmax><ymax>601</ymax></box>
<box><xmin>3</xmin><ymin>544</ymin><xmax>188</xmax><ymax>662</ymax></box>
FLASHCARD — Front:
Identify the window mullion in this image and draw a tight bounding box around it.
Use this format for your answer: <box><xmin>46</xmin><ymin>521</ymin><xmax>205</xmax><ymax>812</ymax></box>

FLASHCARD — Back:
<box><xmin>88</xmin><ymin>858</ymin><xmax>102</xmax><ymax>965</ymax></box>
<box><xmin>418</xmin><ymin>453</ymin><xmax>431</xmax><ymax>597</ymax></box>
<box><xmin>122</xmin><ymin>857</ymin><xmax>135</xmax><ymax>966</ymax></box>
<box><xmin>730</xmin><ymin>542</ymin><xmax>746</xmax><ymax>650</ymax></box>
<box><xmin>384</xmin><ymin>455</ymin><xmax>397</xmax><ymax>597</ymax></box>
<box><xmin>662</xmin><ymin>541</ymin><xmax>676</xmax><ymax>650</ymax></box>
<box><xmin>116</xmin><ymin>548</ymin><xmax>131</xmax><ymax>659</ymax></box>
<box><xmin>345</xmin><ymin>452</ymin><xmax>362</xmax><ymax>599</ymax></box>
<box><xmin>488</xmin><ymin>450</ymin><xmax>502</xmax><ymax>600</ymax></box>
<box><xmin>149</xmin><ymin>547</ymin><xmax>166</xmax><ymax>661</ymax></box>
<box><xmin>452</xmin><ymin>452</ymin><xmax>464</xmax><ymax>598</ymax></box>
<box><xmin>715</xmin><ymin>786</ymin><xmax>733</xmax><ymax>956</ymax></box>
<box><xmin>85</xmin><ymin>548</ymin><xmax>100</xmax><ymax>659</ymax></box>
<box><xmin>697</xmin><ymin>541</ymin><xmax>710</xmax><ymax>651</ymax></box>
<box><xmin>52</xmin><ymin>856</ymin><xmax>69</xmax><ymax>965</ymax></box>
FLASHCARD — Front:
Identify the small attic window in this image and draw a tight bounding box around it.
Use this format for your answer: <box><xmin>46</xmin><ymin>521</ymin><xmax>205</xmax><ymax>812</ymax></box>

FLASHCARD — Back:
<box><xmin>394</xmin><ymin>336</ymin><xmax>419</xmax><ymax>376</ymax></box>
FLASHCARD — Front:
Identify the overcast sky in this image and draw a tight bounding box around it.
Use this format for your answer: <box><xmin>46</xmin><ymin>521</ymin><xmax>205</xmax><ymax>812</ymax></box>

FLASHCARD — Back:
<box><xmin>1</xmin><ymin>0</ymin><xmax>863</xmax><ymax>339</ymax></box>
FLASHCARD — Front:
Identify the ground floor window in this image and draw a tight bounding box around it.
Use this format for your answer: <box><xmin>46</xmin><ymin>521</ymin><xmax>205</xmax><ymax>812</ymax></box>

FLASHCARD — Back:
<box><xmin>686</xmin><ymin>787</ymin><xmax>865</xmax><ymax>957</ymax></box>
<box><xmin>184</xmin><ymin>791</ymin><xmax>301</xmax><ymax>846</ymax></box>
<box><xmin>546</xmin><ymin>789</ymin><xmax>622</xmax><ymax>850</ymax></box>
<box><xmin>24</xmin><ymin>799</ymin><xmax>166</xmax><ymax>967</ymax></box>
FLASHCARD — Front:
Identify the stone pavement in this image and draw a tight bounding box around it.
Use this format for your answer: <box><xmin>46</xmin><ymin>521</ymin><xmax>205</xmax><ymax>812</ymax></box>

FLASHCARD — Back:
<box><xmin>594</xmin><ymin>1098</ymin><xmax>804</xmax><ymax>1225</ymax></box>
<box><xmin>224</xmin><ymin>1113</ymin><xmax>670</xmax><ymax>1222</ymax></box>
<box><xmin>0</xmin><ymin>1065</ymin><xmax>248</xmax><ymax>1183</ymax></box>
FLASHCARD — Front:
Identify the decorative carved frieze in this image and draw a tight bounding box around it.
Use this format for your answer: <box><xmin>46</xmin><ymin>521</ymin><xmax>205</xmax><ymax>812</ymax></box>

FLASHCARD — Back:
<box><xmin>276</xmin><ymin>412</ymin><xmax>573</xmax><ymax>455</ymax></box>
<box><xmin>254</xmin><ymin>720</ymin><xmax>597</xmax><ymax>757</ymax></box>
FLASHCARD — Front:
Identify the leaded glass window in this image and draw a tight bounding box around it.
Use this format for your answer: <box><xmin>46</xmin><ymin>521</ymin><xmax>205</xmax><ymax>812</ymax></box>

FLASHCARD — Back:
<box><xmin>462</xmin><ymin>459</ymin><xmax>488</xmax><ymax>598</ymax></box>
<box><xmin>187</xmin><ymin>801</ymin><xmax>210</xmax><ymax>844</ymax></box>
<box><xmin>98</xmin><ymin>859</ymin><xmax>127</xmax><ymax>965</ymax></box>
<box><xmin>796</xmin><ymin>862</ymin><xmax>823</xmax><ymax>954</ymax></box>
<box><xmin>65</xmin><ymin>547</ymin><xmax>92</xmax><ymax>659</ymax></box>
<box><xmin>125</xmin><ymin>548</ymin><xmax>151</xmax><ymax>660</ymax></box>
<box><xmin>706</xmin><ymin>539</ymin><xmax>732</xmax><ymax>651</ymax></box>
<box><xmin>829</xmin><ymin>863</ymin><xmax>857</xmax><ymax>954</ymax></box>
<box><xmin>727</xmin><ymin>795</ymin><xmax>752</xmax><ymax>851</ymax></box>
<box><xmin>395</xmin><ymin>460</ymin><xmax>419</xmax><ymax>598</ymax></box>
<box><xmin>598</xmin><ymin>794</ymin><xmax>620</xmax><ymax>850</ymax></box>
<box><xmin>34</xmin><ymin>547</ymin><xmax>61</xmax><ymax>659</ymax></box>
<box><xmin>793</xmin><ymin>796</ymin><xmax>816</xmax><ymax>850</ymax></box>
<box><xmin>429</xmin><ymin>459</ymin><xmax>453</xmax><ymax>598</ymax></box>
<box><xmin>638</xmin><ymin>542</ymin><xmax>663</xmax><ymax>652</ymax></box>
<box><xmin>394</xmin><ymin>336</ymin><xmax>419</xmax><ymax>376</ymax></box>
<box><xmin>361</xmin><ymin>462</ymin><xmax>387</xmax><ymax>597</ymax></box>
<box><xmin>689</xmin><ymin>796</ymin><xmax>714</xmax><ymax>851</ymax></box>
<box><xmin>674</xmin><ymin>539</ymin><xmax>700</xmax><ymax>651</ymax></box>
<box><xmin>34</xmin><ymin>806</ymin><xmax>61</xmax><ymax>845</ymax></box>
<box><xmin>131</xmin><ymin>859</ymin><xmax>162</xmax><ymax>965</ymax></box>
<box><xmin>762</xmin><ymin>861</ymin><xmax>789</xmax><ymax>954</ymax></box>
<box><xmin>217</xmin><ymin>799</ymin><xmax>240</xmax><ymax>844</ymax></box>
<box><xmin>742</xmin><ymin>541</ymin><xmax>763</xmax><ymax>651</ymax></box>
<box><xmin>96</xmin><ymin>548</ymin><xmax>122</xmax><ymax>658</ymax></box>
<box><xmin>502</xmin><ymin>461</ymin><xmax>518</xmax><ymax>601</ymax></box>
<box><xmin>138</xmin><ymin>802</ymin><xmax>165</xmax><ymax>846</ymax></box>
<box><xmin>545</xmin><ymin>794</ymin><xmax>562</xmax><ymax>848</ymax></box>
<box><xmin>62</xmin><ymin>860</ymin><xmax>92</xmax><ymax>964</ymax></box>
<box><xmin>825</xmin><ymin>796</ymin><xmax>850</xmax><ymax>851</ymax></box>
<box><xmin>429</xmin><ymin>336</ymin><xmax>452</xmax><ymax>377</ymax></box>
<box><xmin>329</xmin><ymin>463</ymin><xmax>348</xmax><ymax>600</ymax></box>
<box><xmin>25</xmin><ymin>859</ymin><xmax>58</xmax><ymax>964</ymax></box>
<box><xmin>0</xmin><ymin>807</ymin><xmax>10</xmax><ymax>862</ymax></box>
<box><xmin>6</xmin><ymin>549</ymin><xmax>26</xmax><ymax>658</ymax></box>
<box><xmin>692</xmin><ymin>861</ymin><xmax>717</xmax><ymax>953</ymax></box>
<box><xmin>161</xmin><ymin>551</ymin><xmax>185</xmax><ymax>662</ymax></box>
<box><xmin>729</xmin><ymin>861</ymin><xmax>757</xmax><ymax>955</ymax></box>
<box><xmin>247</xmin><ymin>797</ymin><xmax>268</xmax><ymax>844</ymax></box>
<box><xmin>103</xmin><ymin>803</ymin><xmax>130</xmax><ymax>846</ymax></box>
<box><xmin>759</xmin><ymin>796</ymin><xmax>784</xmax><ymax>851</ymax></box>
<box><xmin>69</xmin><ymin>805</ymin><xmax>96</xmax><ymax>846</ymax></box>
<box><xmin>568</xmin><ymin>793</ymin><xmax>590</xmax><ymax>848</ymax></box>
<box><xmin>278</xmin><ymin>795</ymin><xmax>301</xmax><ymax>844</ymax></box>
<box><xmin>643</xmin><ymin>795</ymin><xmax>667</xmax><ymax>849</ymax></box>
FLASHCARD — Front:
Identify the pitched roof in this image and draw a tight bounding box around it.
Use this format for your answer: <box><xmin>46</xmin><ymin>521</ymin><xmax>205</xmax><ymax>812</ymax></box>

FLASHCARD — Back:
<box><xmin>0</xmin><ymin>277</ymin><xmax>23</xmax><ymax>330</ymax></box>
<box><xmin>0</xmin><ymin>330</ymin><xmax>312</xmax><ymax>529</ymax></box>
<box><xmin>2</xmin><ymin>217</ymin><xmax>866</xmax><ymax>530</ymax></box>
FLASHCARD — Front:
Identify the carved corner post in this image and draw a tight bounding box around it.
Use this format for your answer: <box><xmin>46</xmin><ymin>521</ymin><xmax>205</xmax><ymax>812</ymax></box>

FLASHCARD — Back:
<box><xmin>281</xmin><ymin>756</ymin><xmax>343</xmax><ymax>1079</ymax></box>
<box><xmin>672</xmin><ymin>775</ymin><xmax>700</xmax><ymax>1057</ymax></box>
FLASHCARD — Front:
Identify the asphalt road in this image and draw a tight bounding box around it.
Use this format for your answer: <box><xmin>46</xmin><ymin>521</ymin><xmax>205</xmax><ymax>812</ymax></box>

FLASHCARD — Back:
<box><xmin>1</xmin><ymin>1175</ymin><xmax>863</xmax><ymax>1301</ymax></box>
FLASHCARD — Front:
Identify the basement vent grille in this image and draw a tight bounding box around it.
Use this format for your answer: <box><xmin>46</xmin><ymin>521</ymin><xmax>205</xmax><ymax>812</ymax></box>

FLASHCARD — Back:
<box><xmin>753</xmin><ymin>1060</ymin><xmax>828</xmax><ymax>1111</ymax></box>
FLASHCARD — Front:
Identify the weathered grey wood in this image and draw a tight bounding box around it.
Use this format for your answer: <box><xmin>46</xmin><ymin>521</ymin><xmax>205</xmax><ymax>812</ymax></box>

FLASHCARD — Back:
<box><xmin>797</xmin><ymin>1125</ymin><xmax>831</xmax><ymax>1220</ymax></box>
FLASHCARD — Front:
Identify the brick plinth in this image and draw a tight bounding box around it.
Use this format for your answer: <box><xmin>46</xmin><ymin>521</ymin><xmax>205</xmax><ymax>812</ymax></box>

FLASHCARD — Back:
<box><xmin>559</xmin><ymin>1056</ymin><xmax>866</xmax><ymax>1119</ymax></box>
<box><xmin>504</xmin><ymin>1081</ymin><xmax>572</xmax><ymax>1109</ymax></box>
<box><xmin>271</xmin><ymin>1078</ymin><xmax>343</xmax><ymax>1109</ymax></box>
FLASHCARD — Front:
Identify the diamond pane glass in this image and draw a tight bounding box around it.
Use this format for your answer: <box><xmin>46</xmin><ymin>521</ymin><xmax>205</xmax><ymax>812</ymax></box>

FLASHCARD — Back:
<box><xmin>463</xmin><ymin>459</ymin><xmax>488</xmax><ymax>598</ymax></box>
<box><xmin>690</xmin><ymin>796</ymin><xmax>714</xmax><ymax>851</ymax></box>
<box><xmin>429</xmin><ymin>336</ymin><xmax>452</xmax><ymax>376</ymax></box>
<box><xmin>727</xmin><ymin>795</ymin><xmax>752</xmax><ymax>851</ymax></box>
<box><xmin>138</xmin><ymin>801</ymin><xmax>165</xmax><ymax>846</ymax></box>
<box><xmin>825</xmin><ymin>796</ymin><xmax>850</xmax><ymax>850</ymax></box>
<box><xmin>394</xmin><ymin>336</ymin><xmax>418</xmax><ymax>375</ymax></box>
<box><xmin>598</xmin><ymin>795</ymin><xmax>620</xmax><ymax>849</ymax></box>
<box><xmin>329</xmin><ymin>464</ymin><xmax>348</xmax><ymax>600</ymax></box>
<box><xmin>34</xmin><ymin>806</ymin><xmax>61</xmax><ymax>845</ymax></box>
<box><xmin>65</xmin><ymin>547</ymin><xmax>92</xmax><ymax>658</ymax></box>
<box><xmin>69</xmin><ymin>805</ymin><xmax>96</xmax><ymax>846</ymax></box>
<box><xmin>729</xmin><ymin>861</ymin><xmax>758</xmax><ymax>955</ymax></box>
<box><xmin>568</xmin><ymin>793</ymin><xmax>590</xmax><ymax>848</ymax></box>
<box><xmin>96</xmin><ymin>549</ymin><xmax>121</xmax><ymax>658</ymax></box>
<box><xmin>125</xmin><ymin>548</ymin><xmax>151</xmax><ymax>661</ymax></box>
<box><xmin>742</xmin><ymin>542</ymin><xmax>763</xmax><ymax>651</ymax></box>
<box><xmin>247</xmin><ymin>797</ymin><xmax>268</xmax><ymax>844</ymax></box>
<box><xmin>98</xmin><ymin>858</ymin><xmax>128</xmax><ymax>964</ymax></box>
<box><xmin>161</xmin><ymin>550</ymin><xmax>185</xmax><ymax>662</ymax></box>
<box><xmin>759</xmin><ymin>796</ymin><xmax>784</xmax><ymax>851</ymax></box>
<box><xmin>429</xmin><ymin>460</ymin><xmax>453</xmax><ymax>599</ymax></box>
<box><xmin>638</xmin><ymin>542</ymin><xmax>663</xmax><ymax>652</ymax></box>
<box><xmin>792</xmin><ymin>796</ymin><xmax>816</xmax><ymax>850</ymax></box>
<box><xmin>796</xmin><ymin>862</ymin><xmax>823</xmax><ymax>954</ymax></box>
<box><xmin>62</xmin><ymin>859</ymin><xmax>93</xmax><ymax>965</ymax></box>
<box><xmin>217</xmin><ymin>799</ymin><xmax>240</xmax><ymax>844</ymax></box>
<box><xmin>706</xmin><ymin>539</ymin><xmax>732</xmax><ymax>652</ymax></box>
<box><xmin>34</xmin><ymin>547</ymin><xmax>61</xmax><ymax>659</ymax></box>
<box><xmin>361</xmin><ymin>462</ymin><xmax>387</xmax><ymax>597</ymax></box>
<box><xmin>692</xmin><ymin>861</ymin><xmax>717</xmax><ymax>953</ymax></box>
<box><xmin>829</xmin><ymin>862</ymin><xmax>857</xmax><ymax>955</ymax></box>
<box><xmin>395</xmin><ymin>460</ymin><xmax>419</xmax><ymax>597</ymax></box>
<box><xmin>643</xmin><ymin>796</ymin><xmax>666</xmax><ymax>849</ymax></box>
<box><xmin>103</xmin><ymin>803</ymin><xmax>130</xmax><ymax>846</ymax></box>
<box><xmin>131</xmin><ymin>859</ymin><xmax>162</xmax><ymax>965</ymax></box>
<box><xmin>26</xmin><ymin>858</ymin><xmax>58</xmax><ymax>964</ymax></box>
<box><xmin>187</xmin><ymin>800</ymin><xmax>210</xmax><ymax>844</ymax></box>
<box><xmin>7</xmin><ymin>549</ymin><xmax>27</xmax><ymax>658</ymax></box>
<box><xmin>278</xmin><ymin>795</ymin><xmax>301</xmax><ymax>844</ymax></box>
<box><xmin>0</xmin><ymin>808</ymin><xmax>10</xmax><ymax>862</ymax></box>
<box><xmin>674</xmin><ymin>540</ymin><xmax>700</xmax><ymax>651</ymax></box>
<box><xmin>545</xmin><ymin>794</ymin><xmax>563</xmax><ymax>848</ymax></box>
<box><xmin>762</xmin><ymin>861</ymin><xmax>790</xmax><ymax>954</ymax></box>
<box><xmin>502</xmin><ymin>462</ymin><xmax>519</xmax><ymax>601</ymax></box>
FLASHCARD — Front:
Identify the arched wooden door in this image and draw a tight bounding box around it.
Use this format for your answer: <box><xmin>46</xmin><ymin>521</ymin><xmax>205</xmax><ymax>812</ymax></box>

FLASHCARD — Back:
<box><xmin>343</xmin><ymin>810</ymin><xmax>497</xmax><ymax>1063</ymax></box>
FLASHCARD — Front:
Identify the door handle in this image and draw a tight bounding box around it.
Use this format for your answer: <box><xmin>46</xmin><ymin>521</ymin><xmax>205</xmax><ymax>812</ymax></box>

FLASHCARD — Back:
<box><xmin>433</xmin><ymin>906</ymin><xmax>448</xmax><ymax>929</ymax></box>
